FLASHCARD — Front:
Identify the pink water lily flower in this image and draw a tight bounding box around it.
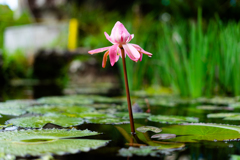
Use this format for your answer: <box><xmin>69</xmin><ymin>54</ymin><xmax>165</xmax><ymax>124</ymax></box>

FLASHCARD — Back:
<box><xmin>88</xmin><ymin>21</ymin><xmax>152</xmax><ymax>68</ymax></box>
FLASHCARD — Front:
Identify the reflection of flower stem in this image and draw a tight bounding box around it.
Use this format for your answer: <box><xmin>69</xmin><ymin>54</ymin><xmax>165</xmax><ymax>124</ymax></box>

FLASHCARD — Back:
<box><xmin>119</xmin><ymin>45</ymin><xmax>136</xmax><ymax>136</ymax></box>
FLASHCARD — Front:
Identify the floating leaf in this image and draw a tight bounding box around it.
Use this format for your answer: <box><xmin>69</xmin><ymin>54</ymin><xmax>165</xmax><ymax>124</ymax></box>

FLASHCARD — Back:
<box><xmin>0</xmin><ymin>124</ymin><xmax>13</xmax><ymax>130</ymax></box>
<box><xmin>118</xmin><ymin>142</ymin><xmax>184</xmax><ymax>157</ymax></box>
<box><xmin>161</xmin><ymin>123</ymin><xmax>240</xmax><ymax>142</ymax></box>
<box><xmin>0</xmin><ymin>108</ymin><xmax>26</xmax><ymax>116</ymax></box>
<box><xmin>37</xmin><ymin>96</ymin><xmax>93</xmax><ymax>105</ymax></box>
<box><xmin>136</xmin><ymin>126</ymin><xmax>162</xmax><ymax>133</ymax></box>
<box><xmin>224</xmin><ymin>116</ymin><xmax>240</xmax><ymax>121</ymax></box>
<box><xmin>151</xmin><ymin>134</ymin><xmax>176</xmax><ymax>140</ymax></box>
<box><xmin>230</xmin><ymin>154</ymin><xmax>240</xmax><ymax>160</ymax></box>
<box><xmin>27</xmin><ymin>105</ymin><xmax>95</xmax><ymax>114</ymax></box>
<box><xmin>55</xmin><ymin>112</ymin><xmax>115</xmax><ymax>119</ymax></box>
<box><xmin>207</xmin><ymin>113</ymin><xmax>240</xmax><ymax>118</ymax></box>
<box><xmin>197</xmin><ymin>97</ymin><xmax>237</xmax><ymax>105</ymax></box>
<box><xmin>148</xmin><ymin>115</ymin><xmax>198</xmax><ymax>124</ymax></box>
<box><xmin>207</xmin><ymin>112</ymin><xmax>240</xmax><ymax>120</ymax></box>
<box><xmin>0</xmin><ymin>129</ymin><xmax>109</xmax><ymax>157</ymax></box>
<box><xmin>229</xmin><ymin>103</ymin><xmax>240</xmax><ymax>108</ymax></box>
<box><xmin>7</xmin><ymin>115</ymin><xmax>84</xmax><ymax>128</ymax></box>
<box><xmin>197</xmin><ymin>105</ymin><xmax>233</xmax><ymax>111</ymax></box>
<box><xmin>0</xmin><ymin>152</ymin><xmax>15</xmax><ymax>160</ymax></box>
<box><xmin>87</xmin><ymin>118</ymin><xmax>130</xmax><ymax>124</ymax></box>
<box><xmin>147</xmin><ymin>98</ymin><xmax>177</xmax><ymax>107</ymax></box>
<box><xmin>115</xmin><ymin>112</ymin><xmax>150</xmax><ymax>119</ymax></box>
<box><xmin>118</xmin><ymin>146</ymin><xmax>159</xmax><ymax>157</ymax></box>
<box><xmin>0</xmin><ymin>102</ymin><xmax>30</xmax><ymax>109</ymax></box>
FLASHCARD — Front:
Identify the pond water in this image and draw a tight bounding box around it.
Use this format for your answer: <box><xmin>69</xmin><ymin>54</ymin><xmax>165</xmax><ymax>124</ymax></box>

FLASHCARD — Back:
<box><xmin>0</xmin><ymin>86</ymin><xmax>240</xmax><ymax>160</ymax></box>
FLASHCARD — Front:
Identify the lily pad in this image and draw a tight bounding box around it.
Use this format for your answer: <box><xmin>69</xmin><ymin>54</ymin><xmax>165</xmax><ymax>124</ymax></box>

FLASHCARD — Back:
<box><xmin>118</xmin><ymin>146</ymin><xmax>160</xmax><ymax>157</ymax></box>
<box><xmin>55</xmin><ymin>112</ymin><xmax>115</xmax><ymax>119</ymax></box>
<box><xmin>207</xmin><ymin>113</ymin><xmax>240</xmax><ymax>119</ymax></box>
<box><xmin>0</xmin><ymin>124</ymin><xmax>13</xmax><ymax>130</ymax></box>
<box><xmin>0</xmin><ymin>129</ymin><xmax>109</xmax><ymax>157</ymax></box>
<box><xmin>161</xmin><ymin>123</ymin><xmax>240</xmax><ymax>142</ymax></box>
<box><xmin>224</xmin><ymin>116</ymin><xmax>240</xmax><ymax>121</ymax></box>
<box><xmin>136</xmin><ymin>126</ymin><xmax>162</xmax><ymax>133</ymax></box>
<box><xmin>27</xmin><ymin>105</ymin><xmax>95</xmax><ymax>114</ymax></box>
<box><xmin>230</xmin><ymin>155</ymin><xmax>240</xmax><ymax>160</ymax></box>
<box><xmin>7</xmin><ymin>115</ymin><xmax>84</xmax><ymax>128</ymax></box>
<box><xmin>0</xmin><ymin>102</ymin><xmax>30</xmax><ymax>109</ymax></box>
<box><xmin>197</xmin><ymin>97</ymin><xmax>237</xmax><ymax>105</ymax></box>
<box><xmin>147</xmin><ymin>98</ymin><xmax>177</xmax><ymax>107</ymax></box>
<box><xmin>0</xmin><ymin>108</ymin><xmax>26</xmax><ymax>116</ymax></box>
<box><xmin>197</xmin><ymin>105</ymin><xmax>233</xmax><ymax>111</ymax></box>
<box><xmin>118</xmin><ymin>142</ymin><xmax>184</xmax><ymax>157</ymax></box>
<box><xmin>229</xmin><ymin>103</ymin><xmax>240</xmax><ymax>108</ymax></box>
<box><xmin>86</xmin><ymin>118</ymin><xmax>130</xmax><ymax>124</ymax></box>
<box><xmin>148</xmin><ymin>115</ymin><xmax>198</xmax><ymax>124</ymax></box>
<box><xmin>115</xmin><ymin>112</ymin><xmax>150</xmax><ymax>119</ymax></box>
<box><xmin>37</xmin><ymin>96</ymin><xmax>93</xmax><ymax>105</ymax></box>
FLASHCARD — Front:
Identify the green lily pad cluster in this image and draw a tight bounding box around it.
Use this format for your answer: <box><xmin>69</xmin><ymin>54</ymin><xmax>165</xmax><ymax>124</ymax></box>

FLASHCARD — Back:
<box><xmin>1</xmin><ymin>94</ymin><xmax>240</xmax><ymax>158</ymax></box>
<box><xmin>0</xmin><ymin>129</ymin><xmax>109</xmax><ymax>157</ymax></box>
<box><xmin>7</xmin><ymin>115</ymin><xmax>84</xmax><ymax>128</ymax></box>
<box><xmin>207</xmin><ymin>113</ymin><xmax>240</xmax><ymax>120</ymax></box>
<box><xmin>160</xmin><ymin>123</ymin><xmax>240</xmax><ymax>142</ymax></box>
<box><xmin>148</xmin><ymin>115</ymin><xmax>199</xmax><ymax>124</ymax></box>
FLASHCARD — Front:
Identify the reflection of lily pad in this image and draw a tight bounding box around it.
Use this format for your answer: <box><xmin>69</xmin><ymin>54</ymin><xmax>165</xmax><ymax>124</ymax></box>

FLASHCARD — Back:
<box><xmin>0</xmin><ymin>108</ymin><xmax>26</xmax><ymax>116</ymax></box>
<box><xmin>207</xmin><ymin>113</ymin><xmax>240</xmax><ymax>119</ymax></box>
<box><xmin>161</xmin><ymin>123</ymin><xmax>240</xmax><ymax>142</ymax></box>
<box><xmin>87</xmin><ymin>118</ymin><xmax>130</xmax><ymax>124</ymax></box>
<box><xmin>148</xmin><ymin>115</ymin><xmax>198</xmax><ymax>124</ymax></box>
<box><xmin>0</xmin><ymin>129</ymin><xmax>109</xmax><ymax>157</ymax></box>
<box><xmin>151</xmin><ymin>134</ymin><xmax>176</xmax><ymax>140</ymax></box>
<box><xmin>136</xmin><ymin>126</ymin><xmax>162</xmax><ymax>133</ymax></box>
<box><xmin>27</xmin><ymin>105</ymin><xmax>95</xmax><ymax>114</ymax></box>
<box><xmin>115</xmin><ymin>112</ymin><xmax>150</xmax><ymax>119</ymax></box>
<box><xmin>7</xmin><ymin>115</ymin><xmax>84</xmax><ymax>128</ymax></box>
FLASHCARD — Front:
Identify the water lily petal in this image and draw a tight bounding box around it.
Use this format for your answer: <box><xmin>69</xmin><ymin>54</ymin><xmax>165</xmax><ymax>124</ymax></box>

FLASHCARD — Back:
<box><xmin>104</xmin><ymin>32</ymin><xmax>114</xmax><ymax>44</ymax></box>
<box><xmin>109</xmin><ymin>44</ymin><xmax>119</xmax><ymax>66</ymax></box>
<box><xmin>102</xmin><ymin>51</ymin><xmax>109</xmax><ymax>68</ymax></box>
<box><xmin>140</xmin><ymin>53</ymin><xmax>143</xmax><ymax>61</ymax></box>
<box><xmin>126</xmin><ymin>34</ymin><xmax>134</xmax><ymax>43</ymax></box>
<box><xmin>88</xmin><ymin>46</ymin><xmax>110</xmax><ymax>54</ymax></box>
<box><xmin>110</xmin><ymin>21</ymin><xmax>131</xmax><ymax>43</ymax></box>
<box><xmin>131</xmin><ymin>44</ymin><xmax>152</xmax><ymax>57</ymax></box>
<box><xmin>123</xmin><ymin>44</ymin><xmax>140</xmax><ymax>61</ymax></box>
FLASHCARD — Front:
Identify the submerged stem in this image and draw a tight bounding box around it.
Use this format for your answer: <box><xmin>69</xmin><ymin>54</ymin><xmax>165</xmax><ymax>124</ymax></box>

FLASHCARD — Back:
<box><xmin>119</xmin><ymin>44</ymin><xmax>136</xmax><ymax>136</ymax></box>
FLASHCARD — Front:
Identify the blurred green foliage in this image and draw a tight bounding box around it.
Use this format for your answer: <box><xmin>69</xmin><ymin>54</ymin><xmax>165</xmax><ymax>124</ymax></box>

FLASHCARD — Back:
<box><xmin>66</xmin><ymin>1</ymin><xmax>240</xmax><ymax>98</ymax></box>
<box><xmin>0</xmin><ymin>5</ymin><xmax>31</xmax><ymax>49</ymax></box>
<box><xmin>0</xmin><ymin>5</ymin><xmax>31</xmax><ymax>82</ymax></box>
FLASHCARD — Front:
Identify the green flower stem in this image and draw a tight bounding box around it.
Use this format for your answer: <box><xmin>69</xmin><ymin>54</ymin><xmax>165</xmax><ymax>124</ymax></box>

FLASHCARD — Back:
<box><xmin>119</xmin><ymin>44</ymin><xmax>136</xmax><ymax>136</ymax></box>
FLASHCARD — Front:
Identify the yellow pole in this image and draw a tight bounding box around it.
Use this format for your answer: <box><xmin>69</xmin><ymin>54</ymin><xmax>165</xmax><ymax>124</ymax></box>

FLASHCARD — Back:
<box><xmin>68</xmin><ymin>18</ymin><xmax>78</xmax><ymax>51</ymax></box>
